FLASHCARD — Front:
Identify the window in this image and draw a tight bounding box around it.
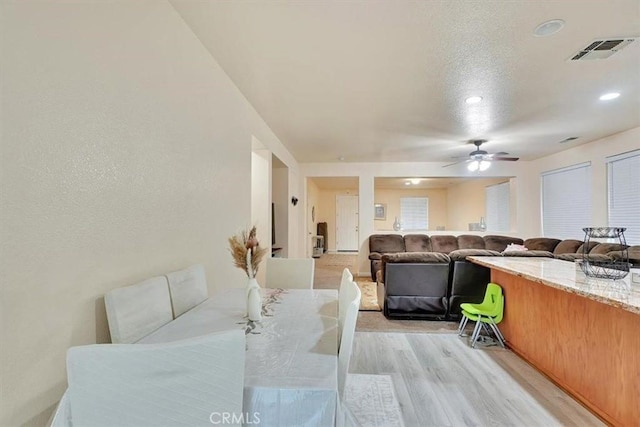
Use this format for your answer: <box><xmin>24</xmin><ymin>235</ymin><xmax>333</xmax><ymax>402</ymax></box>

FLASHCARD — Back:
<box><xmin>541</xmin><ymin>162</ymin><xmax>591</xmax><ymax>239</ymax></box>
<box><xmin>485</xmin><ymin>182</ymin><xmax>510</xmax><ymax>232</ymax></box>
<box><xmin>607</xmin><ymin>150</ymin><xmax>640</xmax><ymax>245</ymax></box>
<box><xmin>400</xmin><ymin>197</ymin><xmax>428</xmax><ymax>230</ymax></box>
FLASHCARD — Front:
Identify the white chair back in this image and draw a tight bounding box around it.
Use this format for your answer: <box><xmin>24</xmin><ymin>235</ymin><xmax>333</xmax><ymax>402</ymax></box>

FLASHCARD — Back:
<box><xmin>265</xmin><ymin>258</ymin><xmax>315</xmax><ymax>289</ymax></box>
<box><xmin>66</xmin><ymin>330</ymin><xmax>246</xmax><ymax>427</ymax></box>
<box><xmin>104</xmin><ymin>276</ymin><xmax>173</xmax><ymax>344</ymax></box>
<box><xmin>166</xmin><ymin>264</ymin><xmax>208</xmax><ymax>318</ymax></box>
<box><xmin>338</xmin><ymin>268</ymin><xmax>354</xmax><ymax>341</ymax></box>
<box><xmin>338</xmin><ymin>280</ymin><xmax>361</xmax><ymax>400</ymax></box>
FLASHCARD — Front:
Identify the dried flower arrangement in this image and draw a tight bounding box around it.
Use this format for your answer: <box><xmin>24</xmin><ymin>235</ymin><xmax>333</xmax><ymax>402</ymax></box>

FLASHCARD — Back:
<box><xmin>228</xmin><ymin>226</ymin><xmax>268</xmax><ymax>279</ymax></box>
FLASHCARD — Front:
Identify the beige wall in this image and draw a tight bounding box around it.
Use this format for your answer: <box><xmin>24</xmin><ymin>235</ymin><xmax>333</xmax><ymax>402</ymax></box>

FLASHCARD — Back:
<box><xmin>446</xmin><ymin>178</ymin><xmax>509</xmax><ymax>231</ymax></box>
<box><xmin>0</xmin><ymin>2</ymin><xmax>297</xmax><ymax>425</ymax></box>
<box><xmin>374</xmin><ymin>188</ymin><xmax>448</xmax><ymax>231</ymax></box>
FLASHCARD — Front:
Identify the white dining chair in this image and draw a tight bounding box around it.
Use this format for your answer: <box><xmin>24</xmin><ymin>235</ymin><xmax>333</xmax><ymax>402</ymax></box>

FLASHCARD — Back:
<box><xmin>338</xmin><ymin>268</ymin><xmax>354</xmax><ymax>342</ymax></box>
<box><xmin>338</xmin><ymin>279</ymin><xmax>361</xmax><ymax>400</ymax></box>
<box><xmin>104</xmin><ymin>276</ymin><xmax>173</xmax><ymax>344</ymax></box>
<box><xmin>166</xmin><ymin>264</ymin><xmax>209</xmax><ymax>318</ymax></box>
<box><xmin>265</xmin><ymin>257</ymin><xmax>315</xmax><ymax>289</ymax></box>
<box><xmin>66</xmin><ymin>329</ymin><xmax>246</xmax><ymax>427</ymax></box>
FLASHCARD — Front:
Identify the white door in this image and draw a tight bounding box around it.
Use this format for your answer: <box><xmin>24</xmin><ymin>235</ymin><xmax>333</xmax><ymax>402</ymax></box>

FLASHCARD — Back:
<box><xmin>336</xmin><ymin>195</ymin><xmax>359</xmax><ymax>251</ymax></box>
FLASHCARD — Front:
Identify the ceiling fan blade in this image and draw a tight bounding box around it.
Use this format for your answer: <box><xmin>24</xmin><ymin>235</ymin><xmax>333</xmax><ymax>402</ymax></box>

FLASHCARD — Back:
<box><xmin>492</xmin><ymin>156</ymin><xmax>519</xmax><ymax>161</ymax></box>
<box><xmin>489</xmin><ymin>151</ymin><xmax>509</xmax><ymax>156</ymax></box>
<box><xmin>442</xmin><ymin>160</ymin><xmax>468</xmax><ymax>167</ymax></box>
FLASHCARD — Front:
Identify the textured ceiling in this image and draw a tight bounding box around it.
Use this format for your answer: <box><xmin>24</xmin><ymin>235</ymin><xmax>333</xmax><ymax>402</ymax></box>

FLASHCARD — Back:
<box><xmin>171</xmin><ymin>1</ymin><xmax>640</xmax><ymax>163</ymax></box>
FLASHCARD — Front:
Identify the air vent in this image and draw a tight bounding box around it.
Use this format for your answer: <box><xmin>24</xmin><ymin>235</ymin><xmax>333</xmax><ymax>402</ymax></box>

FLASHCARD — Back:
<box><xmin>569</xmin><ymin>38</ymin><xmax>636</xmax><ymax>60</ymax></box>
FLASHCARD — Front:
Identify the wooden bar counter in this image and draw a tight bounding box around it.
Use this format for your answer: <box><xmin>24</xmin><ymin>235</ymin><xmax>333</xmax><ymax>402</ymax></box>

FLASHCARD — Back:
<box><xmin>467</xmin><ymin>256</ymin><xmax>640</xmax><ymax>426</ymax></box>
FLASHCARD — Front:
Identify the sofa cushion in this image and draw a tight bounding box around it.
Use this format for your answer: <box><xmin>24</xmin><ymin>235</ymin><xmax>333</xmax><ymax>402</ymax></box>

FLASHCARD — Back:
<box><xmin>576</xmin><ymin>241</ymin><xmax>599</xmax><ymax>254</ymax></box>
<box><xmin>457</xmin><ymin>235</ymin><xmax>486</xmax><ymax>250</ymax></box>
<box><xmin>368</xmin><ymin>253</ymin><xmax>382</xmax><ymax>261</ymax></box>
<box><xmin>369</xmin><ymin>234</ymin><xmax>405</xmax><ymax>254</ymax></box>
<box><xmin>380</xmin><ymin>252</ymin><xmax>450</xmax><ymax>285</ymax></box>
<box><xmin>555</xmin><ymin>253</ymin><xmax>611</xmax><ymax>262</ymax></box>
<box><xmin>502</xmin><ymin>250</ymin><xmax>554</xmax><ymax>258</ymax></box>
<box><xmin>553</xmin><ymin>239</ymin><xmax>583</xmax><ymax>254</ymax></box>
<box><xmin>382</xmin><ymin>252</ymin><xmax>450</xmax><ymax>264</ymax></box>
<box><xmin>430</xmin><ymin>235</ymin><xmax>459</xmax><ymax>253</ymax></box>
<box><xmin>609</xmin><ymin>246</ymin><xmax>640</xmax><ymax>266</ymax></box>
<box><xmin>449</xmin><ymin>249</ymin><xmax>502</xmax><ymax>261</ymax></box>
<box><xmin>524</xmin><ymin>238</ymin><xmax>561</xmax><ymax>252</ymax></box>
<box><xmin>483</xmin><ymin>235</ymin><xmax>524</xmax><ymax>252</ymax></box>
<box><xmin>589</xmin><ymin>243</ymin><xmax>628</xmax><ymax>255</ymax></box>
<box><xmin>403</xmin><ymin>234</ymin><xmax>432</xmax><ymax>252</ymax></box>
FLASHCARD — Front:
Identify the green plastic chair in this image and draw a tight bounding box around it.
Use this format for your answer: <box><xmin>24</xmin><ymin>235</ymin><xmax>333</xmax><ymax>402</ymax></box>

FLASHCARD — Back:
<box><xmin>457</xmin><ymin>283</ymin><xmax>505</xmax><ymax>348</ymax></box>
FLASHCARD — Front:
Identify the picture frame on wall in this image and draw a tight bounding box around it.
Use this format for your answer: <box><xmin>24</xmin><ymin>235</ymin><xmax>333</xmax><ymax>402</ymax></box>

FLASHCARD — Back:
<box><xmin>374</xmin><ymin>203</ymin><xmax>386</xmax><ymax>220</ymax></box>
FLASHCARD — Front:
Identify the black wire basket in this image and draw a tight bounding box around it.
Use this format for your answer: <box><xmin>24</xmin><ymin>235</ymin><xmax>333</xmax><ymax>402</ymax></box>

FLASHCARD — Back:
<box><xmin>580</xmin><ymin>227</ymin><xmax>630</xmax><ymax>280</ymax></box>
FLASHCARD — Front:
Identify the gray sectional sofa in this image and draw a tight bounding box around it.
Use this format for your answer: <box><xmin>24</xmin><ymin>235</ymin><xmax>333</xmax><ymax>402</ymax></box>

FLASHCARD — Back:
<box><xmin>369</xmin><ymin>233</ymin><xmax>639</xmax><ymax>320</ymax></box>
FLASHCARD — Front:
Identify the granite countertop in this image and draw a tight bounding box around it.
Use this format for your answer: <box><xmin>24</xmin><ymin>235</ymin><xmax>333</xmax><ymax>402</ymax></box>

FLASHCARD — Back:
<box><xmin>467</xmin><ymin>256</ymin><xmax>640</xmax><ymax>315</ymax></box>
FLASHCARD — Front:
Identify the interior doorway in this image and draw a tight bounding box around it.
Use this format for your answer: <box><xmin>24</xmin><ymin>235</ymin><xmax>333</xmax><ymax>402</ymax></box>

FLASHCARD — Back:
<box><xmin>336</xmin><ymin>195</ymin><xmax>359</xmax><ymax>251</ymax></box>
<box><xmin>306</xmin><ymin>177</ymin><xmax>359</xmax><ymax>254</ymax></box>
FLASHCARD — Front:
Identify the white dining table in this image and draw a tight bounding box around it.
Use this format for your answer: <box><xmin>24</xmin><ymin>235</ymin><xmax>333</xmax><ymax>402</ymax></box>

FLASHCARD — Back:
<box><xmin>50</xmin><ymin>287</ymin><xmax>339</xmax><ymax>427</ymax></box>
<box><xmin>140</xmin><ymin>287</ymin><xmax>339</xmax><ymax>426</ymax></box>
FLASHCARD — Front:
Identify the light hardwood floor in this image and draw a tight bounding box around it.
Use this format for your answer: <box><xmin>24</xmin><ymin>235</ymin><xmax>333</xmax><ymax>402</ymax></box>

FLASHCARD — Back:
<box><xmin>315</xmin><ymin>253</ymin><xmax>604</xmax><ymax>426</ymax></box>
<box><xmin>350</xmin><ymin>332</ymin><xmax>604</xmax><ymax>427</ymax></box>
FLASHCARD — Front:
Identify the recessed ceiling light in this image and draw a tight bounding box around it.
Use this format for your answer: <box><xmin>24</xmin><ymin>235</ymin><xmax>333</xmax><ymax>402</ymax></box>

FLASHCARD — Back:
<box><xmin>465</xmin><ymin>96</ymin><xmax>483</xmax><ymax>104</ymax></box>
<box><xmin>533</xmin><ymin>19</ymin><xmax>565</xmax><ymax>37</ymax></box>
<box><xmin>404</xmin><ymin>181</ymin><xmax>411</xmax><ymax>186</ymax></box>
<box><xmin>338</xmin><ymin>156</ymin><xmax>345</xmax><ymax>161</ymax></box>
<box><xmin>410</xmin><ymin>178</ymin><xmax>421</xmax><ymax>185</ymax></box>
<box><xmin>599</xmin><ymin>92</ymin><xmax>620</xmax><ymax>101</ymax></box>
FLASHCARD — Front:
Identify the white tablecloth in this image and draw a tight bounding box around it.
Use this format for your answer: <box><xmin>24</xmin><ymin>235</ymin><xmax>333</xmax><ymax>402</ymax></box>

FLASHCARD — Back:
<box><xmin>51</xmin><ymin>288</ymin><xmax>339</xmax><ymax>427</ymax></box>
<box><xmin>141</xmin><ymin>288</ymin><xmax>339</xmax><ymax>426</ymax></box>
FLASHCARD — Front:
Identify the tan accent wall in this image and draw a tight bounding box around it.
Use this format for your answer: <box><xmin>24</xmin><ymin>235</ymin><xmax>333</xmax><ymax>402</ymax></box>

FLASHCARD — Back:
<box><xmin>374</xmin><ymin>188</ymin><xmax>448</xmax><ymax>231</ymax></box>
<box><xmin>446</xmin><ymin>178</ymin><xmax>509</xmax><ymax>231</ymax></box>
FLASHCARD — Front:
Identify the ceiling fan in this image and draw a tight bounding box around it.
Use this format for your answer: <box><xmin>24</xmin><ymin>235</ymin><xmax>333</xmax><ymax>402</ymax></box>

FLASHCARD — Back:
<box><xmin>443</xmin><ymin>139</ymin><xmax>519</xmax><ymax>171</ymax></box>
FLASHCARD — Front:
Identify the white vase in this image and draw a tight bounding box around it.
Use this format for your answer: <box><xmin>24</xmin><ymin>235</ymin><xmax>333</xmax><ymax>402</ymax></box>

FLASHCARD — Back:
<box><xmin>393</xmin><ymin>217</ymin><xmax>401</xmax><ymax>231</ymax></box>
<box><xmin>246</xmin><ymin>278</ymin><xmax>262</xmax><ymax>321</ymax></box>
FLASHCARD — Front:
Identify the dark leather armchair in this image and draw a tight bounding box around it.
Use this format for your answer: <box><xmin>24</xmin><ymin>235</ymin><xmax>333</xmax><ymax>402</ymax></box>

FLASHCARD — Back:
<box><xmin>447</xmin><ymin>249</ymin><xmax>501</xmax><ymax>319</ymax></box>
<box><xmin>377</xmin><ymin>252</ymin><xmax>451</xmax><ymax>320</ymax></box>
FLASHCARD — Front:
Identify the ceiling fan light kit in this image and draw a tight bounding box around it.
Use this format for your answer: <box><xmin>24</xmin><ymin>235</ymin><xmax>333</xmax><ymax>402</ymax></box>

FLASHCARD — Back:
<box><xmin>445</xmin><ymin>139</ymin><xmax>520</xmax><ymax>170</ymax></box>
<box><xmin>467</xmin><ymin>160</ymin><xmax>491</xmax><ymax>172</ymax></box>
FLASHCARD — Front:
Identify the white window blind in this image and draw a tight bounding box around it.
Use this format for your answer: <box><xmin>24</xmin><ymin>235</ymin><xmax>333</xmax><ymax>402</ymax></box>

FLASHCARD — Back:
<box><xmin>541</xmin><ymin>162</ymin><xmax>591</xmax><ymax>239</ymax></box>
<box><xmin>485</xmin><ymin>182</ymin><xmax>510</xmax><ymax>232</ymax></box>
<box><xmin>607</xmin><ymin>150</ymin><xmax>640</xmax><ymax>245</ymax></box>
<box><xmin>400</xmin><ymin>197</ymin><xmax>429</xmax><ymax>230</ymax></box>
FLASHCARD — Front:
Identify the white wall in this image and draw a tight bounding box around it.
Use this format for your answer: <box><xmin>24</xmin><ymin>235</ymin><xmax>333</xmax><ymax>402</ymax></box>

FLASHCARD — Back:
<box><xmin>0</xmin><ymin>2</ymin><xmax>297</xmax><ymax>425</ymax></box>
<box><xmin>251</xmin><ymin>147</ymin><xmax>271</xmax><ymax>283</ymax></box>
<box><xmin>524</xmin><ymin>126</ymin><xmax>640</xmax><ymax>237</ymax></box>
<box><xmin>272</xmin><ymin>165</ymin><xmax>289</xmax><ymax>256</ymax></box>
<box><xmin>305</xmin><ymin>178</ymin><xmax>321</xmax><ymax>257</ymax></box>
